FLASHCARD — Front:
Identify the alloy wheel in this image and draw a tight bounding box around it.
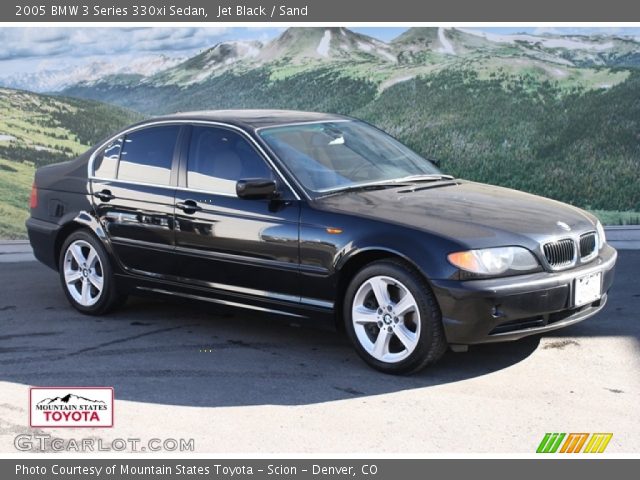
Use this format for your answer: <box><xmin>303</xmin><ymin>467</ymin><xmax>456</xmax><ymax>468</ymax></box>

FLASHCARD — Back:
<box><xmin>351</xmin><ymin>275</ymin><xmax>421</xmax><ymax>363</ymax></box>
<box><xmin>62</xmin><ymin>240</ymin><xmax>104</xmax><ymax>307</ymax></box>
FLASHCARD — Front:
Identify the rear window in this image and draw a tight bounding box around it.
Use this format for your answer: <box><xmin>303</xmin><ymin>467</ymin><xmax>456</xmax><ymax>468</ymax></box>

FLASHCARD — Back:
<box><xmin>117</xmin><ymin>126</ymin><xmax>180</xmax><ymax>185</ymax></box>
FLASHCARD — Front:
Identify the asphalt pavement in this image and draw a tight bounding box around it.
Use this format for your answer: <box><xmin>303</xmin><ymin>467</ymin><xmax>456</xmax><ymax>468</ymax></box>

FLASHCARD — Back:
<box><xmin>0</xmin><ymin>251</ymin><xmax>638</xmax><ymax>453</ymax></box>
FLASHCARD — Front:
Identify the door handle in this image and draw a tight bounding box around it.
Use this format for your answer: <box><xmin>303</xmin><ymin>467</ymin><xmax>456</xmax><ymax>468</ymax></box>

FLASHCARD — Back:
<box><xmin>94</xmin><ymin>189</ymin><xmax>115</xmax><ymax>202</ymax></box>
<box><xmin>176</xmin><ymin>199</ymin><xmax>202</xmax><ymax>213</ymax></box>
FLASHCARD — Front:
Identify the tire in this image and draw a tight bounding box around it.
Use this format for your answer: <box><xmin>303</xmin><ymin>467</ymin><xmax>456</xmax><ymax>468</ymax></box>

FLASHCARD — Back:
<box><xmin>58</xmin><ymin>229</ymin><xmax>126</xmax><ymax>315</ymax></box>
<box><xmin>344</xmin><ymin>259</ymin><xmax>447</xmax><ymax>374</ymax></box>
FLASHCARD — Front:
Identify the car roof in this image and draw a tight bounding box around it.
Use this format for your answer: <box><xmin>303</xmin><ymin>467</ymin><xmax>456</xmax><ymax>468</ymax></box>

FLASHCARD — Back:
<box><xmin>148</xmin><ymin>109</ymin><xmax>351</xmax><ymax>130</ymax></box>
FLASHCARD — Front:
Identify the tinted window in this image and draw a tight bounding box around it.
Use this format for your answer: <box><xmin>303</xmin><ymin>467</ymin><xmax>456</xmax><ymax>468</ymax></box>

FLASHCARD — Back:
<box><xmin>118</xmin><ymin>126</ymin><xmax>180</xmax><ymax>185</ymax></box>
<box><xmin>93</xmin><ymin>138</ymin><xmax>122</xmax><ymax>179</ymax></box>
<box><xmin>187</xmin><ymin>126</ymin><xmax>272</xmax><ymax>195</ymax></box>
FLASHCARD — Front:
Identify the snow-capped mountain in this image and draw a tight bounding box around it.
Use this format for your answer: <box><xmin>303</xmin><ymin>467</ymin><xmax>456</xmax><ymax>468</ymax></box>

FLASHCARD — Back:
<box><xmin>142</xmin><ymin>28</ymin><xmax>640</xmax><ymax>88</ymax></box>
<box><xmin>390</xmin><ymin>27</ymin><xmax>640</xmax><ymax>67</ymax></box>
<box><xmin>0</xmin><ymin>54</ymin><xmax>184</xmax><ymax>92</ymax></box>
<box><xmin>37</xmin><ymin>393</ymin><xmax>106</xmax><ymax>405</ymax></box>
<box><xmin>258</xmin><ymin>27</ymin><xmax>397</xmax><ymax>63</ymax></box>
<box><xmin>11</xmin><ymin>27</ymin><xmax>639</xmax><ymax>94</ymax></box>
<box><xmin>457</xmin><ymin>28</ymin><xmax>640</xmax><ymax>67</ymax></box>
<box><xmin>142</xmin><ymin>29</ymin><xmax>398</xmax><ymax>87</ymax></box>
<box><xmin>150</xmin><ymin>40</ymin><xmax>263</xmax><ymax>86</ymax></box>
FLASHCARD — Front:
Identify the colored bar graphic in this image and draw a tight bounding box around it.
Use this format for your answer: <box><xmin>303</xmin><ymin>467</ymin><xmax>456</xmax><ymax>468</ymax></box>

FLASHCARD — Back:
<box><xmin>537</xmin><ymin>433</ymin><xmax>613</xmax><ymax>453</ymax></box>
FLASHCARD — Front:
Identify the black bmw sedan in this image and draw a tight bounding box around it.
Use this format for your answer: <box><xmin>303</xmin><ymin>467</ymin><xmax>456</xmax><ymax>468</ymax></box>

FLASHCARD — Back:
<box><xmin>26</xmin><ymin>110</ymin><xmax>617</xmax><ymax>374</ymax></box>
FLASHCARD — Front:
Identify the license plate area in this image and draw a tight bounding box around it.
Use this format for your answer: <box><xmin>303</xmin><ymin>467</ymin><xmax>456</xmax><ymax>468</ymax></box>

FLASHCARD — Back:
<box><xmin>574</xmin><ymin>271</ymin><xmax>602</xmax><ymax>307</ymax></box>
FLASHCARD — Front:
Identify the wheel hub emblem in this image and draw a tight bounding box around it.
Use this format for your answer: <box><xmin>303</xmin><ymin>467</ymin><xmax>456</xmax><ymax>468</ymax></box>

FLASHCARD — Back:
<box><xmin>383</xmin><ymin>313</ymin><xmax>393</xmax><ymax>325</ymax></box>
<box><xmin>82</xmin><ymin>269</ymin><xmax>89</xmax><ymax>278</ymax></box>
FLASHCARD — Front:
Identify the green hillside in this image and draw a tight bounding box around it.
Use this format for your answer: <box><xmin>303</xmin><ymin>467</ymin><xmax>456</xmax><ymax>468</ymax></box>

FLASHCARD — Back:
<box><xmin>60</xmin><ymin>28</ymin><xmax>640</xmax><ymax>220</ymax></box>
<box><xmin>64</xmin><ymin>64</ymin><xmax>640</xmax><ymax>217</ymax></box>
<box><xmin>0</xmin><ymin>88</ymin><xmax>143</xmax><ymax>238</ymax></box>
<box><xmin>4</xmin><ymin>27</ymin><xmax>639</xmax><ymax>237</ymax></box>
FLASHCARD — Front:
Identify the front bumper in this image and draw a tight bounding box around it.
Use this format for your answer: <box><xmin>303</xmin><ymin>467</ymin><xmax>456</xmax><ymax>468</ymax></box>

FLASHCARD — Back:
<box><xmin>431</xmin><ymin>244</ymin><xmax>617</xmax><ymax>345</ymax></box>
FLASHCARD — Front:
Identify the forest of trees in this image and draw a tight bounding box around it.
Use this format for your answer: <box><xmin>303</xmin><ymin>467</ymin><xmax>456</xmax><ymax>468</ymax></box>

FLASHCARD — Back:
<box><xmin>64</xmin><ymin>66</ymin><xmax>640</xmax><ymax>212</ymax></box>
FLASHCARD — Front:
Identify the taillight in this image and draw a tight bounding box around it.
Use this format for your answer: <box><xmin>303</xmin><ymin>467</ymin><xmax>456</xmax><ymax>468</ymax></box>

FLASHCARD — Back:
<box><xmin>29</xmin><ymin>183</ymin><xmax>38</xmax><ymax>209</ymax></box>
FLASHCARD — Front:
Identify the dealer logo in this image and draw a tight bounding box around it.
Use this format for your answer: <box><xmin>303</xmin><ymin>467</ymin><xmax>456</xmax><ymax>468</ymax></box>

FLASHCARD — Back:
<box><xmin>29</xmin><ymin>387</ymin><xmax>114</xmax><ymax>428</ymax></box>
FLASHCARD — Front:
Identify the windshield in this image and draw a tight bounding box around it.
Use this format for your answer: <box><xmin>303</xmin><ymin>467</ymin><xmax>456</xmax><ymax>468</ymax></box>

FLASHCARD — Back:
<box><xmin>258</xmin><ymin>121</ymin><xmax>443</xmax><ymax>195</ymax></box>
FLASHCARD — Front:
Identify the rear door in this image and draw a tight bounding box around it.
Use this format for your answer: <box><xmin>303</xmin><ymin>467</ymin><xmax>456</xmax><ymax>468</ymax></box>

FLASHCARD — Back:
<box><xmin>91</xmin><ymin>124</ymin><xmax>183</xmax><ymax>277</ymax></box>
<box><xmin>173</xmin><ymin>124</ymin><xmax>301</xmax><ymax>302</ymax></box>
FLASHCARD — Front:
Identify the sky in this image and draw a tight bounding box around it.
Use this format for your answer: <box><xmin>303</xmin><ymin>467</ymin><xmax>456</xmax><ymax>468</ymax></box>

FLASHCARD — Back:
<box><xmin>1</xmin><ymin>26</ymin><xmax>639</xmax><ymax>76</ymax></box>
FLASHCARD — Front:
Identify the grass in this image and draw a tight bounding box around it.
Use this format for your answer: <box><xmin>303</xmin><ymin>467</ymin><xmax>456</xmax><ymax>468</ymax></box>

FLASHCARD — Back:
<box><xmin>0</xmin><ymin>89</ymin><xmax>89</xmax><ymax>154</ymax></box>
<box><xmin>0</xmin><ymin>90</ymin><xmax>89</xmax><ymax>239</ymax></box>
<box><xmin>0</xmin><ymin>88</ymin><xmax>142</xmax><ymax>239</ymax></box>
<box><xmin>0</xmin><ymin>159</ymin><xmax>34</xmax><ymax>239</ymax></box>
<box><xmin>590</xmin><ymin>210</ymin><xmax>640</xmax><ymax>226</ymax></box>
<box><xmin>471</xmin><ymin>58</ymin><xmax>630</xmax><ymax>93</ymax></box>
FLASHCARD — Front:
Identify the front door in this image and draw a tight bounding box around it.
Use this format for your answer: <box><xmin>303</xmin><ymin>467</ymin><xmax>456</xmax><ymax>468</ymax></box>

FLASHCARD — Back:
<box><xmin>173</xmin><ymin>125</ymin><xmax>301</xmax><ymax>304</ymax></box>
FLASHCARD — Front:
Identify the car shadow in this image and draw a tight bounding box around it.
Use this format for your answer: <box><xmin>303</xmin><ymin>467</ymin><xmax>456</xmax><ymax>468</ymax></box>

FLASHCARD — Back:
<box><xmin>0</xmin><ymin>263</ymin><xmax>541</xmax><ymax>407</ymax></box>
<box><xmin>1</xmin><ymin>250</ymin><xmax>638</xmax><ymax>408</ymax></box>
<box><xmin>107</xmin><ymin>297</ymin><xmax>543</xmax><ymax>407</ymax></box>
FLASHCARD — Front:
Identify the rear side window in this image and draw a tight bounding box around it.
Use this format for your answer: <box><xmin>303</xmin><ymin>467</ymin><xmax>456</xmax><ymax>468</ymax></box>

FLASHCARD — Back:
<box><xmin>118</xmin><ymin>126</ymin><xmax>180</xmax><ymax>185</ymax></box>
<box><xmin>93</xmin><ymin>138</ymin><xmax>122</xmax><ymax>179</ymax></box>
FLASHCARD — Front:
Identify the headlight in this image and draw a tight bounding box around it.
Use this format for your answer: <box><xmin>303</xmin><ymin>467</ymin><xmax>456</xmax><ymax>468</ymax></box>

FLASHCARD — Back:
<box><xmin>448</xmin><ymin>246</ymin><xmax>540</xmax><ymax>276</ymax></box>
<box><xmin>596</xmin><ymin>221</ymin><xmax>606</xmax><ymax>250</ymax></box>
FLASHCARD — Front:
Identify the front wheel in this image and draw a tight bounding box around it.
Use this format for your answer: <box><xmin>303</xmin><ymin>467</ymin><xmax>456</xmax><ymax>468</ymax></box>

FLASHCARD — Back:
<box><xmin>344</xmin><ymin>260</ymin><xmax>447</xmax><ymax>374</ymax></box>
<box><xmin>58</xmin><ymin>230</ymin><xmax>126</xmax><ymax>315</ymax></box>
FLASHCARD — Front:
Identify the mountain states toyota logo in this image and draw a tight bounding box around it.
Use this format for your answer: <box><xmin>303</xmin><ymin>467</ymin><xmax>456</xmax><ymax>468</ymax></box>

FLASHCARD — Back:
<box><xmin>29</xmin><ymin>387</ymin><xmax>114</xmax><ymax>428</ymax></box>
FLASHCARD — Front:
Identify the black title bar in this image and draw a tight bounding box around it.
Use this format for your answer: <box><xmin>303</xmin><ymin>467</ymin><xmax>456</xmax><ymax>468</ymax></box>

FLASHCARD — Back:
<box><xmin>5</xmin><ymin>0</ymin><xmax>640</xmax><ymax>22</ymax></box>
<box><xmin>4</xmin><ymin>459</ymin><xmax>640</xmax><ymax>480</ymax></box>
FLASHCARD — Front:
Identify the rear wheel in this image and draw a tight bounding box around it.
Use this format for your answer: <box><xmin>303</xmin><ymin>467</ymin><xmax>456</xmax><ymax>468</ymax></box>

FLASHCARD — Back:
<box><xmin>344</xmin><ymin>260</ymin><xmax>447</xmax><ymax>374</ymax></box>
<box><xmin>59</xmin><ymin>230</ymin><xmax>126</xmax><ymax>315</ymax></box>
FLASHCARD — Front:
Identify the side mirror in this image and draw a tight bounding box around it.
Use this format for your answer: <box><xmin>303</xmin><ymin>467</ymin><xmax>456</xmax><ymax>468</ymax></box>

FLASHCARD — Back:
<box><xmin>236</xmin><ymin>178</ymin><xmax>278</xmax><ymax>200</ymax></box>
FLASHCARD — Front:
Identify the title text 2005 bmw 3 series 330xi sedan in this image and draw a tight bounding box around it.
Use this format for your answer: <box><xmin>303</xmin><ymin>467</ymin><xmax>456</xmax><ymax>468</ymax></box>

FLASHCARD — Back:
<box><xmin>26</xmin><ymin>110</ymin><xmax>617</xmax><ymax>374</ymax></box>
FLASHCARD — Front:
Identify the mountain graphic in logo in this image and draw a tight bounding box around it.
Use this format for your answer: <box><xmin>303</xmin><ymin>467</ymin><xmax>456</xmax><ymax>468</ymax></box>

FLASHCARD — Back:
<box><xmin>37</xmin><ymin>393</ymin><xmax>106</xmax><ymax>406</ymax></box>
<box><xmin>30</xmin><ymin>387</ymin><xmax>114</xmax><ymax>428</ymax></box>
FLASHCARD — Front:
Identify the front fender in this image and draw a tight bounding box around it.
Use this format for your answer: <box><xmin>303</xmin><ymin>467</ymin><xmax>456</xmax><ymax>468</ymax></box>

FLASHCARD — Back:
<box><xmin>334</xmin><ymin>228</ymin><xmax>459</xmax><ymax>281</ymax></box>
<box><xmin>298</xmin><ymin>205</ymin><xmax>464</xmax><ymax>305</ymax></box>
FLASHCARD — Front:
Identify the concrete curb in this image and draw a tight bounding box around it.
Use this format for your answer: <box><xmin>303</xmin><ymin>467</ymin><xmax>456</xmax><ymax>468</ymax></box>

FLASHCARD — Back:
<box><xmin>0</xmin><ymin>240</ymin><xmax>34</xmax><ymax>262</ymax></box>
<box><xmin>604</xmin><ymin>226</ymin><xmax>640</xmax><ymax>250</ymax></box>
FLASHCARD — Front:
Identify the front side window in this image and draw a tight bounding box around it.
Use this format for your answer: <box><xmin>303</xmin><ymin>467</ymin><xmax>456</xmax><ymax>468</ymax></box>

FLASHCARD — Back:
<box><xmin>118</xmin><ymin>125</ymin><xmax>180</xmax><ymax>185</ymax></box>
<box><xmin>93</xmin><ymin>138</ymin><xmax>122</xmax><ymax>179</ymax></box>
<box><xmin>187</xmin><ymin>126</ymin><xmax>273</xmax><ymax>195</ymax></box>
<box><xmin>259</xmin><ymin>121</ymin><xmax>441</xmax><ymax>194</ymax></box>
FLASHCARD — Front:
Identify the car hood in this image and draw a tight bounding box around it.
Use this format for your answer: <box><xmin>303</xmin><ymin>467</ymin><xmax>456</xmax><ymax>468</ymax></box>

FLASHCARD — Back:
<box><xmin>312</xmin><ymin>180</ymin><xmax>597</xmax><ymax>249</ymax></box>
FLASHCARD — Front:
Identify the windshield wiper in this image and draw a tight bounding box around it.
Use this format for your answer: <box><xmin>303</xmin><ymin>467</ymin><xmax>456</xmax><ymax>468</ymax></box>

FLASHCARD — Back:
<box><xmin>317</xmin><ymin>175</ymin><xmax>455</xmax><ymax>198</ymax></box>
<box><xmin>392</xmin><ymin>174</ymin><xmax>455</xmax><ymax>183</ymax></box>
<box><xmin>318</xmin><ymin>181</ymin><xmax>412</xmax><ymax>197</ymax></box>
